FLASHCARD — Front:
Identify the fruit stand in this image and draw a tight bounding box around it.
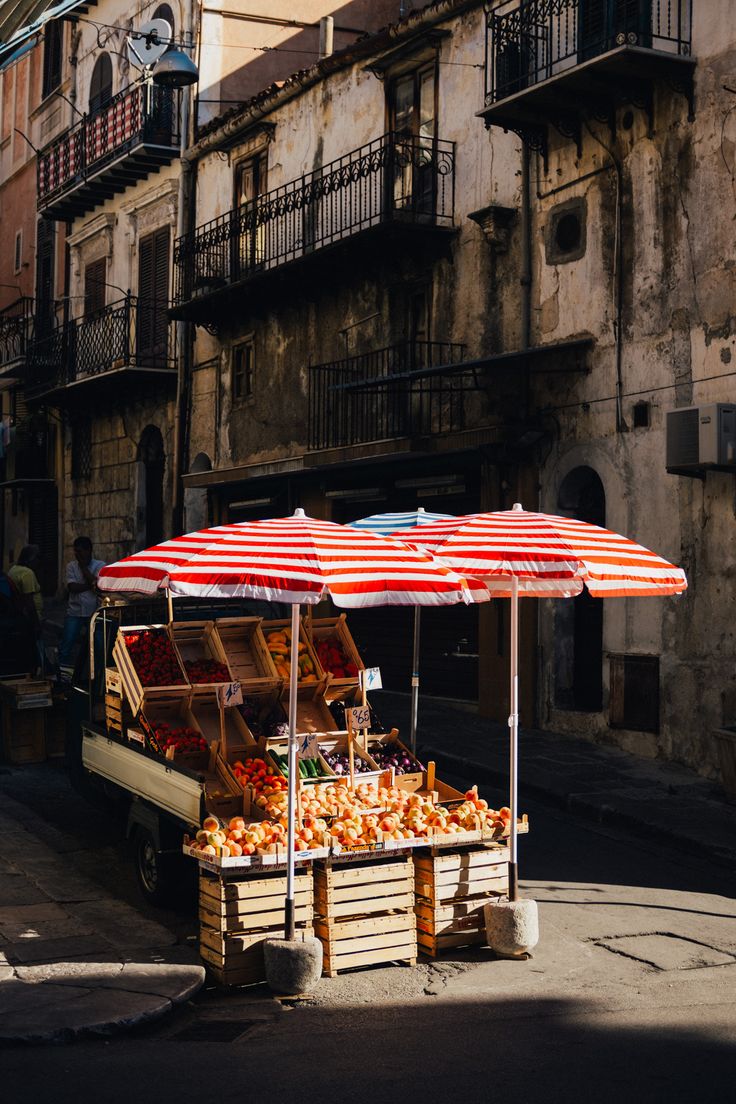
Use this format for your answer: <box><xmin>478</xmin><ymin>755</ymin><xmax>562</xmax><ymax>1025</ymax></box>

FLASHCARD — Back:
<box><xmin>103</xmin><ymin>611</ymin><xmax>527</xmax><ymax>985</ymax></box>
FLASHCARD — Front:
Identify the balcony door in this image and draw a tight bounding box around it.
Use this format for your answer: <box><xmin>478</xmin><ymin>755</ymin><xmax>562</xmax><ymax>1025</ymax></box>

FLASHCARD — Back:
<box><xmin>579</xmin><ymin>0</ymin><xmax>652</xmax><ymax>61</ymax></box>
<box><xmin>388</xmin><ymin>62</ymin><xmax>437</xmax><ymax>217</ymax></box>
<box><xmin>233</xmin><ymin>152</ymin><xmax>268</xmax><ymax>279</ymax></box>
<box><xmin>137</xmin><ymin>226</ymin><xmax>170</xmax><ymax>366</ymax></box>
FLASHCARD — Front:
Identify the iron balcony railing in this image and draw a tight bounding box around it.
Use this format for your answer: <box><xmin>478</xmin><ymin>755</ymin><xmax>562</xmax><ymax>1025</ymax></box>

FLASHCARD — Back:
<box><xmin>27</xmin><ymin>295</ymin><xmax>176</xmax><ymax>397</ymax></box>
<box><xmin>308</xmin><ymin>340</ymin><xmax>468</xmax><ymax>451</ymax></box>
<box><xmin>174</xmin><ymin>132</ymin><xmax>455</xmax><ymax>305</ymax></box>
<box><xmin>485</xmin><ymin>0</ymin><xmax>692</xmax><ymax>104</ymax></box>
<box><xmin>0</xmin><ymin>297</ymin><xmax>33</xmax><ymax>370</ymax></box>
<box><xmin>37</xmin><ymin>83</ymin><xmax>180</xmax><ymax>209</ymax></box>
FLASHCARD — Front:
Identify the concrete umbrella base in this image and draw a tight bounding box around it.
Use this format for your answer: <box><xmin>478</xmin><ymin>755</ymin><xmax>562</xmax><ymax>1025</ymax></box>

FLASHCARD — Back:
<box><xmin>264</xmin><ymin>935</ymin><xmax>323</xmax><ymax>995</ymax></box>
<box><xmin>484</xmin><ymin>898</ymin><xmax>539</xmax><ymax>959</ymax></box>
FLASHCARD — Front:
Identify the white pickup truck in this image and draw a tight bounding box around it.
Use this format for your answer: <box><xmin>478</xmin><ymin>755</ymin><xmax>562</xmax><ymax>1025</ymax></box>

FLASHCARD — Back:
<box><xmin>66</xmin><ymin>598</ymin><xmax>280</xmax><ymax>904</ymax></box>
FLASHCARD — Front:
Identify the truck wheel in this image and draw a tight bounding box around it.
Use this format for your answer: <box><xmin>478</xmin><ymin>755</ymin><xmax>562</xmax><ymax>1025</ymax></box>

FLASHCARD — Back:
<box><xmin>135</xmin><ymin>828</ymin><xmax>175</xmax><ymax>907</ymax></box>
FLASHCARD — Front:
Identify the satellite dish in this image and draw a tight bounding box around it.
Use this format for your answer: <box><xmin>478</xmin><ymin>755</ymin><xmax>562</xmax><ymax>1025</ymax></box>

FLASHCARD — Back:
<box><xmin>128</xmin><ymin>19</ymin><xmax>172</xmax><ymax>68</ymax></box>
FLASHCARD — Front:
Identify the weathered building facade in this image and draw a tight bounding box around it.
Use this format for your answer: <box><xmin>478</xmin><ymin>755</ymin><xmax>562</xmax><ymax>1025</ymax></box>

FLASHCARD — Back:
<box><xmin>174</xmin><ymin>0</ymin><xmax>736</xmax><ymax>781</ymax></box>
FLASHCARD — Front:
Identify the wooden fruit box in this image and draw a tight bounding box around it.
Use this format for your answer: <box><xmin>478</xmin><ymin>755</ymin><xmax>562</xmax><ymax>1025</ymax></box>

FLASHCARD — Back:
<box><xmin>113</xmin><ymin>625</ymin><xmax>188</xmax><ymax>716</ymax></box>
<box><xmin>314</xmin><ymin>911</ymin><xmax>417</xmax><ymax>977</ymax></box>
<box><xmin>414</xmin><ymin>844</ymin><xmax>510</xmax><ymax>906</ymax></box>
<box><xmin>0</xmin><ymin>677</ymin><xmax>53</xmax><ymax>710</ymax></box>
<box><xmin>415</xmin><ymin>898</ymin><xmax>490</xmax><ymax>956</ymax></box>
<box><xmin>317</xmin><ymin>734</ymin><xmax>383</xmax><ymax>786</ymax></box>
<box><xmin>305</xmin><ymin>614</ymin><xmax>364</xmax><ymax>698</ymax></box>
<box><xmin>190</xmin><ymin>694</ymin><xmax>256</xmax><ymax>754</ymax></box>
<box><xmin>261</xmin><ymin>618</ymin><xmax>326</xmax><ymax>695</ymax></box>
<box><xmin>214</xmin><ymin>617</ymin><xmax>281</xmax><ymax>694</ymax></box>
<box><xmin>314</xmin><ymin>855</ymin><xmax>415</xmax><ymax>921</ymax></box>
<box><xmin>105</xmin><ymin>692</ymin><xmax>123</xmax><ymax>735</ymax></box>
<box><xmin>184</xmin><ymin>840</ymin><xmax>329</xmax><ymax>871</ymax></box>
<box><xmin>1</xmin><ymin>704</ymin><xmax>45</xmax><ymax>764</ymax></box>
<box><xmin>138</xmin><ymin>689</ymin><xmax>207</xmax><ymax>768</ymax></box>
<box><xmin>199</xmin><ymin>867</ymin><xmax>313</xmax><ymax>933</ymax></box>
<box><xmin>201</xmin><ymin>927</ymin><xmax>316</xmax><ymax>988</ymax></box>
<box><xmin>169</xmin><ymin>621</ymin><xmax>234</xmax><ymax>696</ymax></box>
<box><xmin>266</xmin><ymin>743</ymin><xmax>336</xmax><ymax>785</ymax></box>
<box><xmin>105</xmin><ymin>667</ymin><xmax>122</xmax><ymax>695</ymax></box>
<box><xmin>395</xmin><ymin>763</ymin><xmax>465</xmax><ymax>804</ymax></box>
<box><xmin>366</xmin><ymin>730</ymin><xmax>425</xmax><ymax>785</ymax></box>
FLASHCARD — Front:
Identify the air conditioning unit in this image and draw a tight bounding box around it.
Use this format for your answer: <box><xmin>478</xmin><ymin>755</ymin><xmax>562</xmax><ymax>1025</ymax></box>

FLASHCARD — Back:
<box><xmin>666</xmin><ymin>403</ymin><xmax>736</xmax><ymax>475</ymax></box>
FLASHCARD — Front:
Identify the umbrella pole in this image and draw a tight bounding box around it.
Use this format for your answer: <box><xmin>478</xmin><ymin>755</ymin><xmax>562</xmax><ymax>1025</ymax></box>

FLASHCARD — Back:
<box><xmin>508</xmin><ymin>577</ymin><xmax>519</xmax><ymax>902</ymax></box>
<box><xmin>409</xmin><ymin>606</ymin><xmax>421</xmax><ymax>756</ymax></box>
<box><xmin>284</xmin><ymin>603</ymin><xmax>300</xmax><ymax>941</ymax></box>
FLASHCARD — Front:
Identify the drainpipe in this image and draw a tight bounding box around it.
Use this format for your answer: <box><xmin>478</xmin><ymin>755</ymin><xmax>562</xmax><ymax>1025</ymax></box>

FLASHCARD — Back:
<box><xmin>171</xmin><ymin>14</ymin><xmax>195</xmax><ymax>538</ymax></box>
<box><xmin>318</xmin><ymin>16</ymin><xmax>334</xmax><ymax>60</ymax></box>
<box><xmin>520</xmin><ymin>140</ymin><xmax>532</xmax><ymax>352</ymax></box>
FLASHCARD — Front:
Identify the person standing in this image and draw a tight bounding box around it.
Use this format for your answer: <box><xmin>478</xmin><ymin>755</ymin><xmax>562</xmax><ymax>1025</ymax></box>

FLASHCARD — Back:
<box><xmin>58</xmin><ymin>536</ymin><xmax>105</xmax><ymax>682</ymax></box>
<box><xmin>8</xmin><ymin>545</ymin><xmax>43</xmax><ymax>673</ymax></box>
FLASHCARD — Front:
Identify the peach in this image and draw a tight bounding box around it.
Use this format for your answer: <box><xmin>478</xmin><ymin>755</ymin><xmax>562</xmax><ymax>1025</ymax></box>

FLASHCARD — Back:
<box><xmin>202</xmin><ymin>816</ymin><xmax>220</xmax><ymax>833</ymax></box>
<box><xmin>229</xmin><ymin>816</ymin><xmax>246</xmax><ymax>831</ymax></box>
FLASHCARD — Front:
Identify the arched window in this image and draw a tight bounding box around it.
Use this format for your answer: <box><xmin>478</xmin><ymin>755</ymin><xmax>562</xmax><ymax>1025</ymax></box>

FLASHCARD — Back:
<box><xmin>137</xmin><ymin>426</ymin><xmax>165</xmax><ymax>548</ymax></box>
<box><xmin>89</xmin><ymin>53</ymin><xmax>113</xmax><ymax>115</ymax></box>
<box><xmin>152</xmin><ymin>4</ymin><xmax>175</xmax><ymax>50</ymax></box>
<box><xmin>554</xmin><ymin>466</ymin><xmax>605</xmax><ymax>712</ymax></box>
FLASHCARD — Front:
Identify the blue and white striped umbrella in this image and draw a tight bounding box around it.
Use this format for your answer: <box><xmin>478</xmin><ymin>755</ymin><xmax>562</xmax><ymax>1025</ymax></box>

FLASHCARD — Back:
<box><xmin>349</xmin><ymin>508</ymin><xmax>453</xmax><ymax>536</ymax></box>
<box><xmin>349</xmin><ymin>508</ymin><xmax>455</xmax><ymax>752</ymax></box>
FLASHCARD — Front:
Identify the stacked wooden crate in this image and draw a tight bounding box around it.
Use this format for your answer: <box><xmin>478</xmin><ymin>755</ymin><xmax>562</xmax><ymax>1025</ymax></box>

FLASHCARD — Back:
<box><xmin>199</xmin><ymin>867</ymin><xmax>314</xmax><ymax>987</ymax></box>
<box><xmin>414</xmin><ymin>843</ymin><xmax>509</xmax><ymax>957</ymax></box>
<box><xmin>314</xmin><ymin>856</ymin><xmax>417</xmax><ymax>977</ymax></box>
<box><xmin>0</xmin><ymin>678</ymin><xmax>52</xmax><ymax>763</ymax></box>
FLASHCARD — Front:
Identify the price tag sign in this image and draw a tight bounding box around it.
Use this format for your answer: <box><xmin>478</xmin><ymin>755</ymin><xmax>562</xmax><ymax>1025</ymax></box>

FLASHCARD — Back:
<box><xmin>359</xmin><ymin>666</ymin><xmax>382</xmax><ymax>691</ymax></box>
<box><xmin>347</xmin><ymin>705</ymin><xmax>371</xmax><ymax>732</ymax></box>
<box><xmin>217</xmin><ymin>681</ymin><xmax>243</xmax><ymax>708</ymax></box>
<box><xmin>298</xmin><ymin>730</ymin><xmax>321</xmax><ymax>759</ymax></box>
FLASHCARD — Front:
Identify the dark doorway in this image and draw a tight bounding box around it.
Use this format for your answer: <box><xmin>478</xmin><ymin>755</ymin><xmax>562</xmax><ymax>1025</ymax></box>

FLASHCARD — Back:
<box><xmin>555</xmin><ymin>466</ymin><xmax>605</xmax><ymax>712</ymax></box>
<box><xmin>28</xmin><ymin>484</ymin><xmax>58</xmax><ymax>595</ymax></box>
<box><xmin>138</xmin><ymin>426</ymin><xmax>165</xmax><ymax>548</ymax></box>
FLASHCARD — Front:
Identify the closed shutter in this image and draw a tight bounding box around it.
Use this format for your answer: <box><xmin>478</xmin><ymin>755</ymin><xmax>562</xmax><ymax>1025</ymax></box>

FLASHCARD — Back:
<box><xmin>35</xmin><ymin>220</ymin><xmax>55</xmax><ymax>336</ymax></box>
<box><xmin>84</xmin><ymin>258</ymin><xmax>106</xmax><ymax>318</ymax></box>
<box><xmin>137</xmin><ymin>226</ymin><xmax>170</xmax><ymax>365</ymax></box>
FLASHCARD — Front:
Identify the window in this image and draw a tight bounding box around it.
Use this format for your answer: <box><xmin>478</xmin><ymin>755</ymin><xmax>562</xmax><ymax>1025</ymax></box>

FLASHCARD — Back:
<box><xmin>13</xmin><ymin>231</ymin><xmax>22</xmax><ymax>274</ymax></box>
<box><xmin>84</xmin><ymin>258</ymin><xmax>106</xmax><ymax>318</ymax></box>
<box><xmin>545</xmin><ymin>198</ymin><xmax>587</xmax><ymax>265</ymax></box>
<box><xmin>42</xmin><ymin>21</ymin><xmax>62</xmax><ymax>99</ymax></box>
<box><xmin>233</xmin><ymin>151</ymin><xmax>268</xmax><ymax>272</ymax></box>
<box><xmin>137</xmin><ymin>226</ymin><xmax>170</xmax><ymax>364</ymax></box>
<box><xmin>71</xmin><ymin>418</ymin><xmax>92</xmax><ymax>481</ymax></box>
<box><xmin>609</xmin><ymin>654</ymin><xmax>660</xmax><ymax>733</ymax></box>
<box><xmin>232</xmin><ymin>340</ymin><xmax>254</xmax><ymax>402</ymax></box>
<box><xmin>89</xmin><ymin>53</ymin><xmax>113</xmax><ymax>114</ymax></box>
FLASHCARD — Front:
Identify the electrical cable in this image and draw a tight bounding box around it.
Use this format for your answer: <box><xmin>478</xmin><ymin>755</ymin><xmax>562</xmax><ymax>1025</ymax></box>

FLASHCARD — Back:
<box><xmin>540</xmin><ymin>368</ymin><xmax>736</xmax><ymax>415</ymax></box>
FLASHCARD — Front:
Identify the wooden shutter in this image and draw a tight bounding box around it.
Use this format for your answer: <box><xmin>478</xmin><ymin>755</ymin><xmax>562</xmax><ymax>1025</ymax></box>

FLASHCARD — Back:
<box><xmin>35</xmin><ymin>220</ymin><xmax>55</xmax><ymax>335</ymax></box>
<box><xmin>84</xmin><ymin>258</ymin><xmax>106</xmax><ymax>317</ymax></box>
<box><xmin>137</xmin><ymin>226</ymin><xmax>170</xmax><ymax>364</ymax></box>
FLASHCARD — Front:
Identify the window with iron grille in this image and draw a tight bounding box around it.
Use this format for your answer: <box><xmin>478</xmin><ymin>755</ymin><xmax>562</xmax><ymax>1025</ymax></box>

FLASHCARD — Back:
<box><xmin>232</xmin><ymin>339</ymin><xmax>254</xmax><ymax>402</ymax></box>
<box><xmin>84</xmin><ymin>258</ymin><xmax>106</xmax><ymax>318</ymax></box>
<box><xmin>42</xmin><ymin>21</ymin><xmax>63</xmax><ymax>99</ymax></box>
<box><xmin>137</xmin><ymin>226</ymin><xmax>170</xmax><ymax>364</ymax></box>
<box><xmin>71</xmin><ymin>418</ymin><xmax>92</xmax><ymax>481</ymax></box>
<box><xmin>609</xmin><ymin>653</ymin><xmax>660</xmax><ymax>733</ymax></box>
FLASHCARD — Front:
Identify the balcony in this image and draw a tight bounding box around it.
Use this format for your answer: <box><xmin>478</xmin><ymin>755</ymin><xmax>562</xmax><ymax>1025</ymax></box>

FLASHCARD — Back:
<box><xmin>0</xmin><ymin>298</ymin><xmax>33</xmax><ymax>379</ymax></box>
<box><xmin>479</xmin><ymin>0</ymin><xmax>694</xmax><ymax>156</ymax></box>
<box><xmin>37</xmin><ymin>84</ymin><xmax>181</xmax><ymax>222</ymax></box>
<box><xmin>172</xmin><ymin>132</ymin><xmax>455</xmax><ymax>325</ymax></box>
<box><xmin>307</xmin><ymin>337</ymin><xmax>593</xmax><ymax>459</ymax></box>
<box><xmin>26</xmin><ymin>295</ymin><xmax>177</xmax><ymax>404</ymax></box>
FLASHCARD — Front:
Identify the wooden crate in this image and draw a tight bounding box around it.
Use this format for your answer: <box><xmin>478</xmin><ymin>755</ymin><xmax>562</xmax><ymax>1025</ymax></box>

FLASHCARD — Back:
<box><xmin>105</xmin><ymin>692</ymin><xmax>123</xmax><ymax>735</ymax></box>
<box><xmin>113</xmin><ymin>626</ymin><xmax>188</xmax><ymax>715</ymax></box>
<box><xmin>305</xmin><ymin>614</ymin><xmax>364</xmax><ymax>698</ymax></box>
<box><xmin>139</xmin><ymin>690</ymin><xmax>208</xmax><ymax>769</ymax></box>
<box><xmin>215</xmin><ymin>617</ymin><xmax>281</xmax><ymax>694</ymax></box>
<box><xmin>261</xmin><ymin>618</ymin><xmax>326</xmax><ymax>694</ymax></box>
<box><xmin>199</xmin><ymin>868</ymin><xmax>313</xmax><ymax>986</ymax></box>
<box><xmin>169</xmin><ymin>621</ymin><xmax>234</xmax><ymax>695</ymax></box>
<box><xmin>0</xmin><ymin>677</ymin><xmax>53</xmax><ymax>710</ymax></box>
<box><xmin>1</xmin><ymin>703</ymin><xmax>45</xmax><ymax>763</ymax></box>
<box><xmin>366</xmin><ymin>731</ymin><xmax>425</xmax><ymax>785</ymax></box>
<box><xmin>314</xmin><ymin>856</ymin><xmax>415</xmax><ymax>920</ymax></box>
<box><xmin>318</xmin><ymin>734</ymin><xmax>382</xmax><ymax>785</ymax></box>
<box><xmin>414</xmin><ymin>844</ymin><xmax>509</xmax><ymax>957</ymax></box>
<box><xmin>190</xmin><ymin>695</ymin><xmax>256</xmax><ymax>757</ymax></box>
<box><xmin>315</xmin><ymin>911</ymin><xmax>417</xmax><ymax>977</ymax></box>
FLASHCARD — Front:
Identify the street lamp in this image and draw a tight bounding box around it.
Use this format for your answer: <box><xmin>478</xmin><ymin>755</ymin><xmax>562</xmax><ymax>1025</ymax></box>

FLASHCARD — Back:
<box><xmin>151</xmin><ymin>49</ymin><xmax>199</xmax><ymax>87</ymax></box>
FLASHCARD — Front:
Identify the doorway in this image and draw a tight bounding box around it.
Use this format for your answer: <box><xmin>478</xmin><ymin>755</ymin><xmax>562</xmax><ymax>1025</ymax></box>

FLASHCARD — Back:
<box><xmin>137</xmin><ymin>426</ymin><xmax>165</xmax><ymax>548</ymax></box>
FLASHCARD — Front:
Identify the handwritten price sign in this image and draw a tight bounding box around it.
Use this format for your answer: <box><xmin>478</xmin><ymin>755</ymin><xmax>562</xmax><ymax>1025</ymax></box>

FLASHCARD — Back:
<box><xmin>298</xmin><ymin>730</ymin><xmax>321</xmax><ymax>759</ymax></box>
<box><xmin>359</xmin><ymin>666</ymin><xmax>382</xmax><ymax>691</ymax></box>
<box><xmin>347</xmin><ymin>705</ymin><xmax>371</xmax><ymax>732</ymax></box>
<box><xmin>217</xmin><ymin>681</ymin><xmax>243</xmax><ymax>708</ymax></box>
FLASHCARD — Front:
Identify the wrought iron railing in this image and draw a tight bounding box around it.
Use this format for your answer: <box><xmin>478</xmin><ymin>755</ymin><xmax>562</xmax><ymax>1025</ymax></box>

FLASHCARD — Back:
<box><xmin>37</xmin><ymin>83</ymin><xmax>180</xmax><ymax>208</ymax></box>
<box><xmin>0</xmin><ymin>297</ymin><xmax>33</xmax><ymax>369</ymax></box>
<box><xmin>27</xmin><ymin>295</ymin><xmax>176</xmax><ymax>397</ymax></box>
<box><xmin>308</xmin><ymin>340</ymin><xmax>467</xmax><ymax>450</ymax></box>
<box><xmin>174</xmin><ymin>132</ymin><xmax>455</xmax><ymax>305</ymax></box>
<box><xmin>485</xmin><ymin>0</ymin><xmax>692</xmax><ymax>104</ymax></box>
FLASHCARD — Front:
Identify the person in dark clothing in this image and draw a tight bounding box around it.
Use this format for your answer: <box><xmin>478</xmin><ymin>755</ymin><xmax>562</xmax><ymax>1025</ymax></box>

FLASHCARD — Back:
<box><xmin>0</xmin><ymin>571</ymin><xmax>38</xmax><ymax>677</ymax></box>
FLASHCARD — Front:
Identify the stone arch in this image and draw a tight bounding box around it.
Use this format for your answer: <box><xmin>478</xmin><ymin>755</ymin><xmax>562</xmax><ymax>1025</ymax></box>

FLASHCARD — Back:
<box><xmin>554</xmin><ymin>465</ymin><xmax>606</xmax><ymax>712</ymax></box>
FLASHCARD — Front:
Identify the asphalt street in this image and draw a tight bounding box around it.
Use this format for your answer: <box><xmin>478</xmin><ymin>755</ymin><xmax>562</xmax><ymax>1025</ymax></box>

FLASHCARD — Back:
<box><xmin>2</xmin><ymin>760</ymin><xmax>735</xmax><ymax>1103</ymax></box>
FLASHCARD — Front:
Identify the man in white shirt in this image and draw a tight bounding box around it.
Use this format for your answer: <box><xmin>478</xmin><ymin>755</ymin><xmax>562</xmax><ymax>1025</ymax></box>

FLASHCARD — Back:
<box><xmin>58</xmin><ymin>536</ymin><xmax>105</xmax><ymax>682</ymax></box>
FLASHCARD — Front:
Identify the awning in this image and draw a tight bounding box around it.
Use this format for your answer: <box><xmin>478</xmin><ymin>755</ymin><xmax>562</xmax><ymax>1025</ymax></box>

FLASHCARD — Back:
<box><xmin>0</xmin><ymin>0</ymin><xmax>88</xmax><ymax>68</ymax></box>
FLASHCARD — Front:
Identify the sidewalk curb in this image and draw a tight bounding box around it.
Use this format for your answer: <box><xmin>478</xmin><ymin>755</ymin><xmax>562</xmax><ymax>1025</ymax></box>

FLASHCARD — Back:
<box><xmin>421</xmin><ymin>744</ymin><xmax>736</xmax><ymax>872</ymax></box>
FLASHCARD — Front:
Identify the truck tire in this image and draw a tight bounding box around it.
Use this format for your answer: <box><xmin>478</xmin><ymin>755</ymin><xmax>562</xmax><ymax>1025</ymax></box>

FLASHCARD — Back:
<box><xmin>134</xmin><ymin>828</ymin><xmax>177</xmax><ymax>907</ymax></box>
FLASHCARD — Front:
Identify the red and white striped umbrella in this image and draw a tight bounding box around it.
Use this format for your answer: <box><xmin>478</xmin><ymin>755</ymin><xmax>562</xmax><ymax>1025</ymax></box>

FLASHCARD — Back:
<box><xmin>97</xmin><ymin>509</ymin><xmax>479</xmax><ymax>607</ymax></box>
<box><xmin>397</xmin><ymin>503</ymin><xmax>688</xmax><ymax>904</ymax></box>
